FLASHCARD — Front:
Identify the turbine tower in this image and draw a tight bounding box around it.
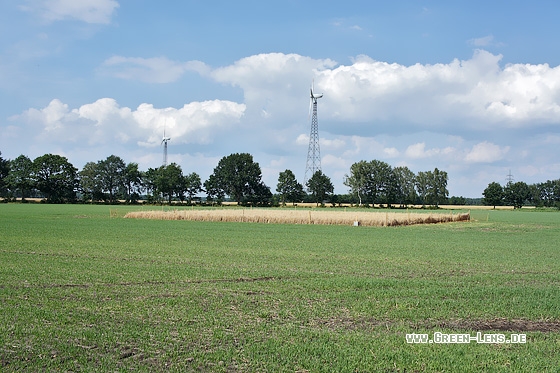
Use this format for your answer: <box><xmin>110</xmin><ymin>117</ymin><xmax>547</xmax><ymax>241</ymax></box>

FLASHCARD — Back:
<box><xmin>161</xmin><ymin>125</ymin><xmax>171</xmax><ymax>167</ymax></box>
<box><xmin>304</xmin><ymin>81</ymin><xmax>323</xmax><ymax>186</ymax></box>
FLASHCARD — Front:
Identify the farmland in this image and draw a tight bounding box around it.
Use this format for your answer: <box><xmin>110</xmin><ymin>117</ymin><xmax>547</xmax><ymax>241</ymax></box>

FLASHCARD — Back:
<box><xmin>124</xmin><ymin>208</ymin><xmax>470</xmax><ymax>226</ymax></box>
<box><xmin>1</xmin><ymin>204</ymin><xmax>559</xmax><ymax>372</ymax></box>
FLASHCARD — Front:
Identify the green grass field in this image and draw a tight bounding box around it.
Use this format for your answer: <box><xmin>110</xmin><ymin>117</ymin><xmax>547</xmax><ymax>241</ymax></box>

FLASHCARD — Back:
<box><xmin>1</xmin><ymin>204</ymin><xmax>559</xmax><ymax>372</ymax></box>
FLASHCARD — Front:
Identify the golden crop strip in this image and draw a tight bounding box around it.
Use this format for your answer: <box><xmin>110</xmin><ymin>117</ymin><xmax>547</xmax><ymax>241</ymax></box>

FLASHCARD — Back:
<box><xmin>124</xmin><ymin>209</ymin><xmax>470</xmax><ymax>227</ymax></box>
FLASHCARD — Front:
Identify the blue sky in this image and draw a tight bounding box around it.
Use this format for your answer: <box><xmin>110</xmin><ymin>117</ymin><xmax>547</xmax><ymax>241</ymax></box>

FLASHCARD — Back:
<box><xmin>1</xmin><ymin>0</ymin><xmax>560</xmax><ymax>198</ymax></box>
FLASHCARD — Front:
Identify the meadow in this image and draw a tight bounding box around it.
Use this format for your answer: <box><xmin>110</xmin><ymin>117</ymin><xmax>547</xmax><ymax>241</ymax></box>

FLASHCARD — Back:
<box><xmin>0</xmin><ymin>204</ymin><xmax>559</xmax><ymax>372</ymax></box>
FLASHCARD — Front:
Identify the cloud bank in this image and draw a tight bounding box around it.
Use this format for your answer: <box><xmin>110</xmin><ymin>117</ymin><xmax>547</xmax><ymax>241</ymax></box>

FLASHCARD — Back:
<box><xmin>100</xmin><ymin>50</ymin><xmax>560</xmax><ymax>131</ymax></box>
<box><xmin>13</xmin><ymin>98</ymin><xmax>246</xmax><ymax>147</ymax></box>
<box><xmin>5</xmin><ymin>50</ymin><xmax>560</xmax><ymax>196</ymax></box>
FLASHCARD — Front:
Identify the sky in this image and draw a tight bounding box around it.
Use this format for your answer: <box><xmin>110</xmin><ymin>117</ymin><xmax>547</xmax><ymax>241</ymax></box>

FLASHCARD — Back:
<box><xmin>1</xmin><ymin>0</ymin><xmax>560</xmax><ymax>198</ymax></box>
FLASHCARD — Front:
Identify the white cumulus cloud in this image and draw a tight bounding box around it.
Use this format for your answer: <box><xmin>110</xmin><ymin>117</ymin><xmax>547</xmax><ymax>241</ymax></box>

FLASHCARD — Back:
<box><xmin>465</xmin><ymin>141</ymin><xmax>510</xmax><ymax>163</ymax></box>
<box><xmin>13</xmin><ymin>98</ymin><xmax>246</xmax><ymax>147</ymax></box>
<box><xmin>315</xmin><ymin>50</ymin><xmax>560</xmax><ymax>132</ymax></box>
<box><xmin>97</xmin><ymin>50</ymin><xmax>560</xmax><ymax>133</ymax></box>
<box><xmin>383</xmin><ymin>147</ymin><xmax>399</xmax><ymax>158</ymax></box>
<box><xmin>22</xmin><ymin>0</ymin><xmax>119</xmax><ymax>24</ymax></box>
<box><xmin>404</xmin><ymin>142</ymin><xmax>453</xmax><ymax>159</ymax></box>
<box><xmin>296</xmin><ymin>134</ymin><xmax>309</xmax><ymax>146</ymax></box>
<box><xmin>320</xmin><ymin>138</ymin><xmax>346</xmax><ymax>149</ymax></box>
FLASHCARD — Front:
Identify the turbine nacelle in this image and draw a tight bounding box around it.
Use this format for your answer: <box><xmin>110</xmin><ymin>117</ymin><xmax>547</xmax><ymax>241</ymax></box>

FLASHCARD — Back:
<box><xmin>310</xmin><ymin>89</ymin><xmax>323</xmax><ymax>100</ymax></box>
<box><xmin>308</xmin><ymin>82</ymin><xmax>323</xmax><ymax>118</ymax></box>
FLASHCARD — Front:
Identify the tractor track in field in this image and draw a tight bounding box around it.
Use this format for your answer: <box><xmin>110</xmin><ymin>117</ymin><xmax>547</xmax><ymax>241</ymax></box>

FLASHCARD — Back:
<box><xmin>316</xmin><ymin>316</ymin><xmax>560</xmax><ymax>333</ymax></box>
<box><xmin>0</xmin><ymin>249</ymin><xmax>196</xmax><ymax>263</ymax></box>
<box><xmin>0</xmin><ymin>276</ymin><xmax>283</xmax><ymax>290</ymax></box>
<box><xmin>420</xmin><ymin>318</ymin><xmax>560</xmax><ymax>333</ymax></box>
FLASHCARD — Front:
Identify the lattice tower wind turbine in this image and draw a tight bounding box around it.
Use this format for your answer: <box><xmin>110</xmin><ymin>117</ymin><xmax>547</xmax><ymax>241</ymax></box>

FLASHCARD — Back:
<box><xmin>161</xmin><ymin>124</ymin><xmax>171</xmax><ymax>167</ymax></box>
<box><xmin>304</xmin><ymin>81</ymin><xmax>323</xmax><ymax>186</ymax></box>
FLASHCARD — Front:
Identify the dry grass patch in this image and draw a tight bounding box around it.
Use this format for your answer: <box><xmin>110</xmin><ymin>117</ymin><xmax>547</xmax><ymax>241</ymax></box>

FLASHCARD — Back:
<box><xmin>124</xmin><ymin>209</ymin><xmax>470</xmax><ymax>227</ymax></box>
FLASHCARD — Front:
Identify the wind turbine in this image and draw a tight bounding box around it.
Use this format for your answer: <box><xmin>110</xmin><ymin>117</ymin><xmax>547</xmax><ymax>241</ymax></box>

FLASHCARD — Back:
<box><xmin>304</xmin><ymin>80</ymin><xmax>323</xmax><ymax>186</ymax></box>
<box><xmin>161</xmin><ymin>123</ymin><xmax>171</xmax><ymax>167</ymax></box>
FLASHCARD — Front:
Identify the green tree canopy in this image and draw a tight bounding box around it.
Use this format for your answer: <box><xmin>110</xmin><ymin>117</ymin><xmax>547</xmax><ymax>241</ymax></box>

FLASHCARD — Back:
<box><xmin>0</xmin><ymin>151</ymin><xmax>9</xmax><ymax>197</ymax></box>
<box><xmin>79</xmin><ymin>162</ymin><xmax>103</xmax><ymax>202</ymax></box>
<box><xmin>504</xmin><ymin>181</ymin><xmax>531</xmax><ymax>209</ymax></box>
<box><xmin>206</xmin><ymin>153</ymin><xmax>270</xmax><ymax>205</ymax></box>
<box><xmin>142</xmin><ymin>164</ymin><xmax>186</xmax><ymax>204</ymax></box>
<box><xmin>33</xmin><ymin>154</ymin><xmax>78</xmax><ymax>203</ymax></box>
<box><xmin>184</xmin><ymin>172</ymin><xmax>202</xmax><ymax>204</ymax></box>
<box><xmin>276</xmin><ymin>169</ymin><xmax>305</xmax><ymax>205</ymax></box>
<box><xmin>530</xmin><ymin>179</ymin><xmax>560</xmax><ymax>207</ymax></box>
<box><xmin>123</xmin><ymin>162</ymin><xmax>143</xmax><ymax>204</ymax></box>
<box><xmin>344</xmin><ymin>160</ymin><xmax>393</xmax><ymax>205</ymax></box>
<box><xmin>203</xmin><ymin>173</ymin><xmax>225</xmax><ymax>204</ymax></box>
<box><xmin>482</xmin><ymin>182</ymin><xmax>504</xmax><ymax>209</ymax></box>
<box><xmin>392</xmin><ymin>166</ymin><xmax>417</xmax><ymax>207</ymax></box>
<box><xmin>143</xmin><ymin>167</ymin><xmax>160</xmax><ymax>202</ymax></box>
<box><xmin>415</xmin><ymin>171</ymin><xmax>429</xmax><ymax>207</ymax></box>
<box><xmin>427</xmin><ymin>168</ymin><xmax>449</xmax><ymax>208</ymax></box>
<box><xmin>344</xmin><ymin>160</ymin><xmax>370</xmax><ymax>205</ymax></box>
<box><xmin>415</xmin><ymin>168</ymin><xmax>448</xmax><ymax>208</ymax></box>
<box><xmin>306</xmin><ymin>170</ymin><xmax>334</xmax><ymax>206</ymax></box>
<box><xmin>159</xmin><ymin>163</ymin><xmax>186</xmax><ymax>204</ymax></box>
<box><xmin>98</xmin><ymin>155</ymin><xmax>126</xmax><ymax>203</ymax></box>
<box><xmin>6</xmin><ymin>155</ymin><xmax>34</xmax><ymax>200</ymax></box>
<box><xmin>367</xmin><ymin>160</ymin><xmax>393</xmax><ymax>204</ymax></box>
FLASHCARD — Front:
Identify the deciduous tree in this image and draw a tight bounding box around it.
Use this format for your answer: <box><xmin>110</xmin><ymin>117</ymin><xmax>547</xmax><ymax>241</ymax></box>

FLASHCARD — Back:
<box><xmin>144</xmin><ymin>167</ymin><xmax>161</xmax><ymax>203</ymax></box>
<box><xmin>482</xmin><ymin>182</ymin><xmax>504</xmax><ymax>209</ymax></box>
<box><xmin>277</xmin><ymin>169</ymin><xmax>305</xmax><ymax>205</ymax></box>
<box><xmin>344</xmin><ymin>160</ymin><xmax>369</xmax><ymax>206</ymax></box>
<box><xmin>415</xmin><ymin>171</ymin><xmax>429</xmax><ymax>207</ymax></box>
<box><xmin>204</xmin><ymin>173</ymin><xmax>225</xmax><ymax>204</ymax></box>
<box><xmin>123</xmin><ymin>162</ymin><xmax>143</xmax><ymax>204</ymax></box>
<box><xmin>98</xmin><ymin>155</ymin><xmax>126</xmax><ymax>203</ymax></box>
<box><xmin>427</xmin><ymin>168</ymin><xmax>448</xmax><ymax>208</ymax></box>
<box><xmin>159</xmin><ymin>163</ymin><xmax>185</xmax><ymax>204</ymax></box>
<box><xmin>366</xmin><ymin>160</ymin><xmax>393</xmax><ymax>204</ymax></box>
<box><xmin>206</xmin><ymin>153</ymin><xmax>270</xmax><ymax>205</ymax></box>
<box><xmin>306</xmin><ymin>170</ymin><xmax>334</xmax><ymax>206</ymax></box>
<box><xmin>79</xmin><ymin>162</ymin><xmax>103</xmax><ymax>202</ymax></box>
<box><xmin>6</xmin><ymin>155</ymin><xmax>34</xmax><ymax>200</ymax></box>
<box><xmin>504</xmin><ymin>181</ymin><xmax>531</xmax><ymax>209</ymax></box>
<box><xmin>392</xmin><ymin>166</ymin><xmax>417</xmax><ymax>207</ymax></box>
<box><xmin>33</xmin><ymin>154</ymin><xmax>78</xmax><ymax>203</ymax></box>
<box><xmin>344</xmin><ymin>160</ymin><xmax>393</xmax><ymax>205</ymax></box>
<box><xmin>184</xmin><ymin>172</ymin><xmax>202</xmax><ymax>204</ymax></box>
<box><xmin>0</xmin><ymin>151</ymin><xmax>9</xmax><ymax>198</ymax></box>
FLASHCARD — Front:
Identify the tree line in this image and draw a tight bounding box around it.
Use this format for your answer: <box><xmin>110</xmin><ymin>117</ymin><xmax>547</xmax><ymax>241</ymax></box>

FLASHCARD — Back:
<box><xmin>483</xmin><ymin>180</ymin><xmax>560</xmax><ymax>209</ymax></box>
<box><xmin>0</xmin><ymin>152</ymin><xmax>203</xmax><ymax>204</ymax></box>
<box><xmin>0</xmin><ymin>150</ymin><xmax>480</xmax><ymax>207</ymax></box>
<box><xmin>343</xmin><ymin>160</ymin><xmax>449</xmax><ymax>207</ymax></box>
